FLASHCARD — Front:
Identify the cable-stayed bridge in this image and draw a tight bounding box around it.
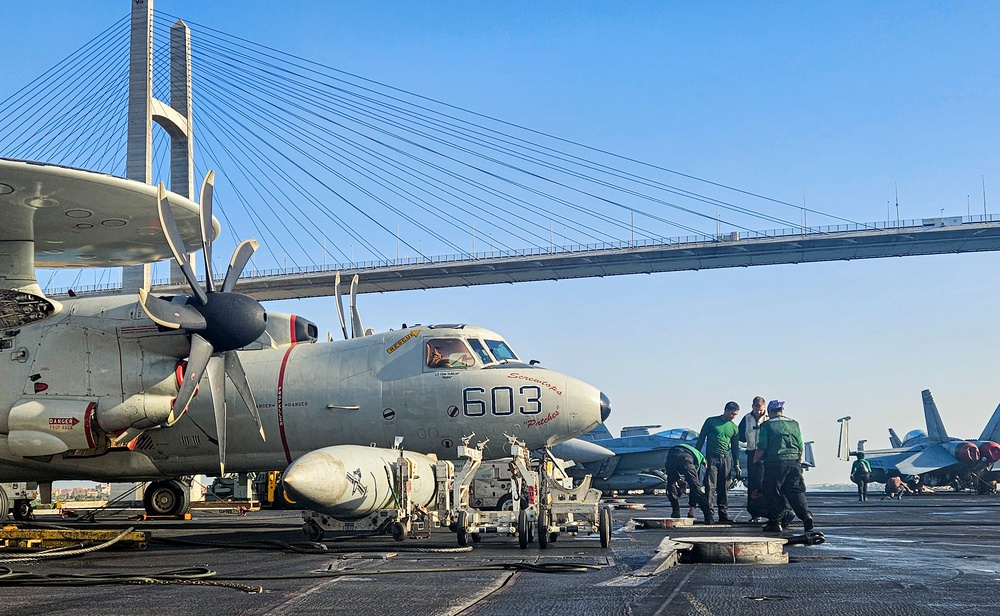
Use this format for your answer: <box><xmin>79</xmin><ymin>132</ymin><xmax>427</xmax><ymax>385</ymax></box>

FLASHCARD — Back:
<box><xmin>3</xmin><ymin>7</ymin><xmax>999</xmax><ymax>301</ymax></box>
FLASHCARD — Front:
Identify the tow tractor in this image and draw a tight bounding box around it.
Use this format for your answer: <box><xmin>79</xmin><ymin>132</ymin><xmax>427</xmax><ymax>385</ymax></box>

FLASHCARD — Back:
<box><xmin>0</xmin><ymin>483</ymin><xmax>37</xmax><ymax>521</ymax></box>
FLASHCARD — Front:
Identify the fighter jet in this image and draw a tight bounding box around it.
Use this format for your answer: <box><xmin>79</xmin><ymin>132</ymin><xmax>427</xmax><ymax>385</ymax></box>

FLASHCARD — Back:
<box><xmin>0</xmin><ymin>159</ymin><xmax>610</xmax><ymax>516</ymax></box>
<box><xmin>837</xmin><ymin>389</ymin><xmax>1000</xmax><ymax>492</ymax></box>
<box><xmin>557</xmin><ymin>423</ymin><xmax>816</xmax><ymax>494</ymax></box>
<box><xmin>555</xmin><ymin>424</ymin><xmax>700</xmax><ymax>493</ymax></box>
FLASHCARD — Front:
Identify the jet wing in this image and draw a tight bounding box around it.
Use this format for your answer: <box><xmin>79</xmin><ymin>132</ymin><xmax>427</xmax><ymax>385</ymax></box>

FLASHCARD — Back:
<box><xmin>895</xmin><ymin>447</ymin><xmax>960</xmax><ymax>476</ymax></box>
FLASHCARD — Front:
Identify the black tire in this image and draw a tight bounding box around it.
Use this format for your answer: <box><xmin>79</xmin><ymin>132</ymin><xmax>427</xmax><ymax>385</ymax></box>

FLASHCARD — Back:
<box><xmin>143</xmin><ymin>480</ymin><xmax>190</xmax><ymax>516</ymax></box>
<box><xmin>391</xmin><ymin>521</ymin><xmax>406</xmax><ymax>542</ymax></box>
<box><xmin>12</xmin><ymin>500</ymin><xmax>32</xmax><ymax>521</ymax></box>
<box><xmin>537</xmin><ymin>509</ymin><xmax>549</xmax><ymax>549</ymax></box>
<box><xmin>471</xmin><ymin>532</ymin><xmax>481</xmax><ymax>543</ymax></box>
<box><xmin>518</xmin><ymin>509</ymin><xmax>529</xmax><ymax>549</ymax></box>
<box><xmin>457</xmin><ymin>511</ymin><xmax>469</xmax><ymax>547</ymax></box>
<box><xmin>599</xmin><ymin>505</ymin><xmax>612</xmax><ymax>548</ymax></box>
<box><xmin>497</xmin><ymin>494</ymin><xmax>514</xmax><ymax>511</ymax></box>
<box><xmin>303</xmin><ymin>520</ymin><xmax>324</xmax><ymax>542</ymax></box>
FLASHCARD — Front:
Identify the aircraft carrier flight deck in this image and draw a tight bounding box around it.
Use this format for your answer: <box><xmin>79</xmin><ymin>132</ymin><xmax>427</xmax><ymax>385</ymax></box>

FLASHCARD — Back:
<box><xmin>2</xmin><ymin>491</ymin><xmax>998</xmax><ymax>616</ymax></box>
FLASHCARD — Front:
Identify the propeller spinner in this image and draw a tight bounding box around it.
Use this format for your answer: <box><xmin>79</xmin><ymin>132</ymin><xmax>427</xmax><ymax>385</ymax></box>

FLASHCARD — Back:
<box><xmin>138</xmin><ymin>176</ymin><xmax>268</xmax><ymax>474</ymax></box>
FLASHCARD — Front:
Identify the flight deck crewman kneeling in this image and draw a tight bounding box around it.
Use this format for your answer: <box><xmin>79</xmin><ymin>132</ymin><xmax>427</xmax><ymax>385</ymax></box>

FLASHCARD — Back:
<box><xmin>754</xmin><ymin>399</ymin><xmax>814</xmax><ymax>533</ymax></box>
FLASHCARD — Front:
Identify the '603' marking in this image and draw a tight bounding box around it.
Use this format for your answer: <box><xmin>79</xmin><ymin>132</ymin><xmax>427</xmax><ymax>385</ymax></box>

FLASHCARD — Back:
<box><xmin>462</xmin><ymin>386</ymin><xmax>541</xmax><ymax>417</ymax></box>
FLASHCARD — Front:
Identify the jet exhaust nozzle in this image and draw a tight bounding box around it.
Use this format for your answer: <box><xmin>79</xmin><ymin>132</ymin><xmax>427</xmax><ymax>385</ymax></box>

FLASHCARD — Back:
<box><xmin>955</xmin><ymin>442</ymin><xmax>980</xmax><ymax>464</ymax></box>
<box><xmin>980</xmin><ymin>441</ymin><xmax>1000</xmax><ymax>464</ymax></box>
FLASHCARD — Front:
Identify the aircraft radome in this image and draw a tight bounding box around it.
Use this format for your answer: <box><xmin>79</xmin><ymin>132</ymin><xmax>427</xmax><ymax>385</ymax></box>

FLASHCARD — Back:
<box><xmin>0</xmin><ymin>158</ymin><xmax>611</xmax><ymax>516</ymax></box>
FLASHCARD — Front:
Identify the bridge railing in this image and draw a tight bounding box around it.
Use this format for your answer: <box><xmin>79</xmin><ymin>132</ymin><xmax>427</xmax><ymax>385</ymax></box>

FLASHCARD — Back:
<box><xmin>42</xmin><ymin>214</ymin><xmax>1000</xmax><ymax>296</ymax></box>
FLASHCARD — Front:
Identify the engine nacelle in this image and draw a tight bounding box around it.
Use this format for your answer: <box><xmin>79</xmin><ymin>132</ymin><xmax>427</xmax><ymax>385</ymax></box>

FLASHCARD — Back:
<box><xmin>7</xmin><ymin>398</ymin><xmax>102</xmax><ymax>456</ymax></box>
<box><xmin>980</xmin><ymin>441</ymin><xmax>1000</xmax><ymax>464</ymax></box>
<box><xmin>281</xmin><ymin>445</ymin><xmax>439</xmax><ymax>519</ymax></box>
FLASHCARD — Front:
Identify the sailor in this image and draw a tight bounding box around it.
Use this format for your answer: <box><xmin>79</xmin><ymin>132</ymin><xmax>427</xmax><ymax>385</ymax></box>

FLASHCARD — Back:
<box><xmin>739</xmin><ymin>395</ymin><xmax>768</xmax><ymax>520</ymax></box>
<box><xmin>850</xmin><ymin>452</ymin><xmax>872</xmax><ymax>502</ymax></box>
<box><xmin>664</xmin><ymin>443</ymin><xmax>711</xmax><ymax>521</ymax></box>
<box><xmin>695</xmin><ymin>401</ymin><xmax>741</xmax><ymax>524</ymax></box>
<box><xmin>755</xmin><ymin>400</ymin><xmax>814</xmax><ymax>533</ymax></box>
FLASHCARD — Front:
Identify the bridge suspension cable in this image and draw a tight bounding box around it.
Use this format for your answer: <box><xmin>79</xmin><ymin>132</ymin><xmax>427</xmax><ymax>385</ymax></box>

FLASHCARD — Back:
<box><xmin>0</xmin><ymin>9</ymin><xmax>873</xmax><ymax>292</ymax></box>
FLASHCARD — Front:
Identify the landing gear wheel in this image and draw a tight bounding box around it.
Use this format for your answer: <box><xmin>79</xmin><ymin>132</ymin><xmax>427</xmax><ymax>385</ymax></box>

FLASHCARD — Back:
<box><xmin>12</xmin><ymin>500</ymin><xmax>32</xmax><ymax>521</ymax></box>
<box><xmin>143</xmin><ymin>480</ymin><xmax>190</xmax><ymax>516</ymax></box>
<box><xmin>599</xmin><ymin>505</ymin><xmax>612</xmax><ymax>548</ymax></box>
<box><xmin>457</xmin><ymin>511</ymin><xmax>469</xmax><ymax>547</ymax></box>
<box><xmin>528</xmin><ymin>517</ymin><xmax>534</xmax><ymax>543</ymax></box>
<box><xmin>471</xmin><ymin>532</ymin><xmax>481</xmax><ymax>543</ymax></box>
<box><xmin>303</xmin><ymin>520</ymin><xmax>324</xmax><ymax>542</ymax></box>
<box><xmin>391</xmin><ymin>521</ymin><xmax>406</xmax><ymax>542</ymax></box>
<box><xmin>518</xmin><ymin>509</ymin><xmax>529</xmax><ymax>549</ymax></box>
<box><xmin>537</xmin><ymin>509</ymin><xmax>549</xmax><ymax>549</ymax></box>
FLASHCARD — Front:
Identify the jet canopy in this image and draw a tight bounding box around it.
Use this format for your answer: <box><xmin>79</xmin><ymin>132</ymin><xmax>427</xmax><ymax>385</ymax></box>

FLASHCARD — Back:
<box><xmin>902</xmin><ymin>429</ymin><xmax>927</xmax><ymax>445</ymax></box>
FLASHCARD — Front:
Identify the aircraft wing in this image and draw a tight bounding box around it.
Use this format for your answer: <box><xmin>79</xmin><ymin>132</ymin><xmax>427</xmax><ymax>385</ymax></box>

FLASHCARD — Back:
<box><xmin>895</xmin><ymin>447</ymin><xmax>961</xmax><ymax>476</ymax></box>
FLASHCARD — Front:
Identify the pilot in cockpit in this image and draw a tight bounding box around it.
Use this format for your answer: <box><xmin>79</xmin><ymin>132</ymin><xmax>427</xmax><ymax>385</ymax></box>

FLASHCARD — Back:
<box><xmin>427</xmin><ymin>339</ymin><xmax>474</xmax><ymax>368</ymax></box>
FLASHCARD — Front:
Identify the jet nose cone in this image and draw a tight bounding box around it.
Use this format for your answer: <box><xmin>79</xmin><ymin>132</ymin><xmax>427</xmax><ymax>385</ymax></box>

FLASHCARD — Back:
<box><xmin>600</xmin><ymin>391</ymin><xmax>612</xmax><ymax>422</ymax></box>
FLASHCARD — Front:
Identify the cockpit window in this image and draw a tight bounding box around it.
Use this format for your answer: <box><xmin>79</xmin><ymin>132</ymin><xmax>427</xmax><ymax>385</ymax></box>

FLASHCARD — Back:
<box><xmin>426</xmin><ymin>339</ymin><xmax>476</xmax><ymax>369</ymax></box>
<box><xmin>485</xmin><ymin>339</ymin><xmax>518</xmax><ymax>361</ymax></box>
<box><xmin>659</xmin><ymin>428</ymin><xmax>699</xmax><ymax>441</ymax></box>
<box><xmin>468</xmin><ymin>339</ymin><xmax>494</xmax><ymax>364</ymax></box>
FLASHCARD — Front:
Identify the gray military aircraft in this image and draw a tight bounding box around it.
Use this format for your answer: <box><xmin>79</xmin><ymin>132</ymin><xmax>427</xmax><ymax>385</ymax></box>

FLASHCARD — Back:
<box><xmin>0</xmin><ymin>158</ymin><xmax>610</xmax><ymax>516</ymax></box>
<box><xmin>559</xmin><ymin>423</ymin><xmax>816</xmax><ymax>494</ymax></box>
<box><xmin>837</xmin><ymin>389</ymin><xmax>1000</xmax><ymax>492</ymax></box>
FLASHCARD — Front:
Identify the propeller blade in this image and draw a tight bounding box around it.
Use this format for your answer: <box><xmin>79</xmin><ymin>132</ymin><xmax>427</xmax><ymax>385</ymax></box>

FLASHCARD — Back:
<box><xmin>206</xmin><ymin>355</ymin><xmax>226</xmax><ymax>475</ymax></box>
<box><xmin>168</xmin><ymin>333</ymin><xmax>214</xmax><ymax>425</ymax></box>
<box><xmin>350</xmin><ymin>274</ymin><xmax>363</xmax><ymax>338</ymax></box>
<box><xmin>157</xmin><ymin>183</ymin><xmax>209</xmax><ymax>306</ymax></box>
<box><xmin>224</xmin><ymin>351</ymin><xmax>266</xmax><ymax>442</ymax></box>
<box><xmin>200</xmin><ymin>171</ymin><xmax>216</xmax><ymax>293</ymax></box>
<box><xmin>334</xmin><ymin>271</ymin><xmax>348</xmax><ymax>340</ymax></box>
<box><xmin>138</xmin><ymin>288</ymin><xmax>207</xmax><ymax>330</ymax></box>
<box><xmin>221</xmin><ymin>239</ymin><xmax>259</xmax><ymax>293</ymax></box>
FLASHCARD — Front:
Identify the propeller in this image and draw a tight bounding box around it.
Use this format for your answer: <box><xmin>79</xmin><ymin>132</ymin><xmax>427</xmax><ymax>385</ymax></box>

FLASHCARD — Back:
<box><xmin>138</xmin><ymin>178</ymin><xmax>268</xmax><ymax>475</ymax></box>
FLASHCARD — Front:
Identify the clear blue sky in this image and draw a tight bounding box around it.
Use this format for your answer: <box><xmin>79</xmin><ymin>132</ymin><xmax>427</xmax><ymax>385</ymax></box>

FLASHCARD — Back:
<box><xmin>4</xmin><ymin>1</ymin><xmax>1000</xmax><ymax>485</ymax></box>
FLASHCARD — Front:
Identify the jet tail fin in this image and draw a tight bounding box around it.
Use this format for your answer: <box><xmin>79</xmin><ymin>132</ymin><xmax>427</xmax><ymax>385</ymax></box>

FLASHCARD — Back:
<box><xmin>803</xmin><ymin>441</ymin><xmax>816</xmax><ymax>469</ymax></box>
<box><xmin>888</xmin><ymin>428</ymin><xmax>902</xmax><ymax>448</ymax></box>
<box><xmin>922</xmin><ymin>389</ymin><xmax>949</xmax><ymax>444</ymax></box>
<box><xmin>837</xmin><ymin>416</ymin><xmax>851</xmax><ymax>461</ymax></box>
<box><xmin>980</xmin><ymin>402</ymin><xmax>1000</xmax><ymax>442</ymax></box>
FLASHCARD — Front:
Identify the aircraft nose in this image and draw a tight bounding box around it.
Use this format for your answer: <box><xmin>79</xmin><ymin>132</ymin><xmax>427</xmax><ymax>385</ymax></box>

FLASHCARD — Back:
<box><xmin>600</xmin><ymin>391</ymin><xmax>612</xmax><ymax>422</ymax></box>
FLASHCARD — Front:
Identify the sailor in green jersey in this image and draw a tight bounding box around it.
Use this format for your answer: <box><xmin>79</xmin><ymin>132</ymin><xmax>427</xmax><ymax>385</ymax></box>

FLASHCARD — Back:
<box><xmin>754</xmin><ymin>400</ymin><xmax>814</xmax><ymax>533</ymax></box>
<box><xmin>664</xmin><ymin>443</ymin><xmax>710</xmax><ymax>521</ymax></box>
<box><xmin>695</xmin><ymin>401</ymin><xmax>741</xmax><ymax>524</ymax></box>
<box><xmin>851</xmin><ymin>452</ymin><xmax>872</xmax><ymax>502</ymax></box>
